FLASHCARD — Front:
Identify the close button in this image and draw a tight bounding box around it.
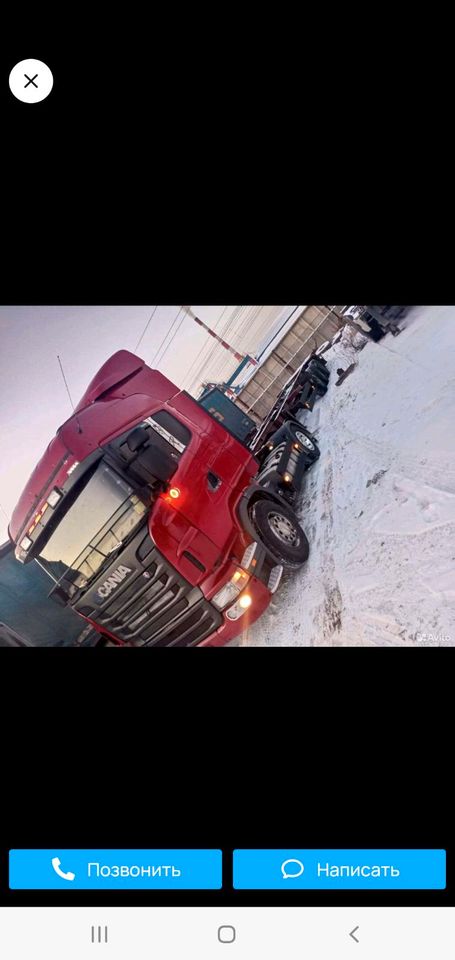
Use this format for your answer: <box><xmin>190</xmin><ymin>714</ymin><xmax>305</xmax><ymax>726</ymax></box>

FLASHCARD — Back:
<box><xmin>9</xmin><ymin>59</ymin><xmax>53</xmax><ymax>103</ymax></box>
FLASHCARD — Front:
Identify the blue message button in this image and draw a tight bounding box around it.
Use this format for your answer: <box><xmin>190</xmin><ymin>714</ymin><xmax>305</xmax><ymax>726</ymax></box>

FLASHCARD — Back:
<box><xmin>9</xmin><ymin>849</ymin><xmax>222</xmax><ymax>890</ymax></box>
<box><xmin>233</xmin><ymin>849</ymin><xmax>446</xmax><ymax>889</ymax></box>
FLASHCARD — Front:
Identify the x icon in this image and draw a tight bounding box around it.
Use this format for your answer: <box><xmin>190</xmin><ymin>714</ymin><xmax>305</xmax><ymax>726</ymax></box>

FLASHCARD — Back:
<box><xmin>24</xmin><ymin>73</ymin><xmax>38</xmax><ymax>88</ymax></box>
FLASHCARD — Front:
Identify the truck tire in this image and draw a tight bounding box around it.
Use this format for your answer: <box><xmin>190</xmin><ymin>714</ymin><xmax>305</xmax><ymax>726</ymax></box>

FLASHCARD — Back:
<box><xmin>299</xmin><ymin>372</ymin><xmax>327</xmax><ymax>395</ymax></box>
<box><xmin>307</xmin><ymin>362</ymin><xmax>329</xmax><ymax>386</ymax></box>
<box><xmin>312</xmin><ymin>371</ymin><xmax>329</xmax><ymax>388</ymax></box>
<box><xmin>303</xmin><ymin>365</ymin><xmax>329</xmax><ymax>396</ymax></box>
<box><xmin>312</xmin><ymin>380</ymin><xmax>329</xmax><ymax>397</ymax></box>
<box><xmin>263</xmin><ymin>420</ymin><xmax>320</xmax><ymax>462</ymax></box>
<box><xmin>298</xmin><ymin>366</ymin><xmax>327</xmax><ymax>387</ymax></box>
<box><xmin>250</xmin><ymin>499</ymin><xmax>310</xmax><ymax>568</ymax></box>
<box><xmin>285</xmin><ymin>421</ymin><xmax>320</xmax><ymax>457</ymax></box>
<box><xmin>308</xmin><ymin>357</ymin><xmax>329</xmax><ymax>375</ymax></box>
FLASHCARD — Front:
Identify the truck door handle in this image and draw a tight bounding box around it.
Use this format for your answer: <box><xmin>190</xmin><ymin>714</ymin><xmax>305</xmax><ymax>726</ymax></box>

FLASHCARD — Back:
<box><xmin>207</xmin><ymin>472</ymin><xmax>222</xmax><ymax>491</ymax></box>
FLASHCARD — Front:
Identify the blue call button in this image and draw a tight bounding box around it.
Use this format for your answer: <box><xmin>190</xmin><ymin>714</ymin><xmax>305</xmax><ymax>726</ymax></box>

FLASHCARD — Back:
<box><xmin>233</xmin><ymin>849</ymin><xmax>446</xmax><ymax>889</ymax></box>
<box><xmin>9</xmin><ymin>849</ymin><xmax>222</xmax><ymax>889</ymax></box>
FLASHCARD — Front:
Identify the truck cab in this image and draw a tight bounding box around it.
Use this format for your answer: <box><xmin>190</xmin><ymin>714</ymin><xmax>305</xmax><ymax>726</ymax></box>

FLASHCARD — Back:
<box><xmin>9</xmin><ymin>351</ymin><xmax>297</xmax><ymax>646</ymax></box>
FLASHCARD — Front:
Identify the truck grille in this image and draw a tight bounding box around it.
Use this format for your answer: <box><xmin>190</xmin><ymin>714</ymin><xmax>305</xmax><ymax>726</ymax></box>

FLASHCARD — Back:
<box><xmin>73</xmin><ymin>527</ymin><xmax>222</xmax><ymax>647</ymax></box>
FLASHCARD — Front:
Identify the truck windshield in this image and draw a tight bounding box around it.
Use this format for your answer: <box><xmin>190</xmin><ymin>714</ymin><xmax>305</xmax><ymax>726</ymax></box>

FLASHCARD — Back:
<box><xmin>38</xmin><ymin>462</ymin><xmax>147</xmax><ymax>594</ymax></box>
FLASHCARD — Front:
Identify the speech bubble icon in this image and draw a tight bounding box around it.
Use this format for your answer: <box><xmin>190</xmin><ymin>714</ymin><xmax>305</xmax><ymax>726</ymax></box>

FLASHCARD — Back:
<box><xmin>281</xmin><ymin>858</ymin><xmax>304</xmax><ymax>879</ymax></box>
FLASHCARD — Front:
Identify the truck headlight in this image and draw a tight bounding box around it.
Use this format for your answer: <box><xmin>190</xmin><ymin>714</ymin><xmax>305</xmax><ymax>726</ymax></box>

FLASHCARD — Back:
<box><xmin>212</xmin><ymin>569</ymin><xmax>250</xmax><ymax>610</ymax></box>
<box><xmin>238</xmin><ymin>594</ymin><xmax>252</xmax><ymax>609</ymax></box>
<box><xmin>20</xmin><ymin>536</ymin><xmax>32</xmax><ymax>551</ymax></box>
<box><xmin>226</xmin><ymin>594</ymin><xmax>253</xmax><ymax>620</ymax></box>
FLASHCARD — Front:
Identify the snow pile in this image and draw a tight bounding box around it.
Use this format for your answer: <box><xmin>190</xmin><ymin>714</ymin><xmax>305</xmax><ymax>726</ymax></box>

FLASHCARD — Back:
<box><xmin>234</xmin><ymin>307</ymin><xmax>455</xmax><ymax>646</ymax></box>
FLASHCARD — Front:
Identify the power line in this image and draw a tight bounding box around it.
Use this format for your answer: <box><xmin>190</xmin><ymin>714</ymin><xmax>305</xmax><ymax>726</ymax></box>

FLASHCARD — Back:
<box><xmin>154</xmin><ymin>307</ymin><xmax>184</xmax><ymax>367</ymax></box>
<box><xmin>208</xmin><ymin>305</ymin><xmax>255</xmax><ymax>382</ymax></box>
<box><xmin>196</xmin><ymin>305</ymin><xmax>235</xmax><ymax>373</ymax></box>
<box><xmin>187</xmin><ymin>314</ymin><xmax>232</xmax><ymax>393</ymax></box>
<box><xmin>0</xmin><ymin>502</ymin><xmax>11</xmax><ymax>523</ymax></box>
<box><xmin>57</xmin><ymin>355</ymin><xmax>75</xmax><ymax>411</ymax></box>
<box><xmin>149</xmin><ymin>306</ymin><xmax>183</xmax><ymax>367</ymax></box>
<box><xmin>218</xmin><ymin>306</ymin><xmax>297</xmax><ymax>381</ymax></box>
<box><xmin>190</xmin><ymin>306</ymin><xmax>289</xmax><ymax>391</ymax></box>
<box><xmin>156</xmin><ymin>309</ymin><xmax>187</xmax><ymax>369</ymax></box>
<box><xmin>208</xmin><ymin>316</ymin><xmax>247</xmax><ymax>383</ymax></box>
<box><xmin>184</xmin><ymin>339</ymin><xmax>215</xmax><ymax>392</ymax></box>
<box><xmin>183</xmin><ymin>306</ymin><xmax>230</xmax><ymax>391</ymax></box>
<box><xmin>245</xmin><ymin>305</ymin><xmax>275</xmax><ymax>345</ymax></box>
<box><xmin>134</xmin><ymin>305</ymin><xmax>159</xmax><ymax>351</ymax></box>
<box><xmin>186</xmin><ymin>305</ymin><xmax>244</xmax><ymax>393</ymax></box>
<box><xmin>236</xmin><ymin>304</ymin><xmax>258</xmax><ymax>342</ymax></box>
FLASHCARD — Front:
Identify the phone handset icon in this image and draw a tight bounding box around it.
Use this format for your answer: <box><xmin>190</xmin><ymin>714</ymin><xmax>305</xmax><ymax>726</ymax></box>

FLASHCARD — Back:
<box><xmin>51</xmin><ymin>857</ymin><xmax>76</xmax><ymax>881</ymax></box>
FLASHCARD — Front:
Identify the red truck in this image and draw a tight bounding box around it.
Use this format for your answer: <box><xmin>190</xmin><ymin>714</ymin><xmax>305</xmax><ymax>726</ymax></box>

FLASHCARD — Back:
<box><xmin>8</xmin><ymin>350</ymin><xmax>326</xmax><ymax>646</ymax></box>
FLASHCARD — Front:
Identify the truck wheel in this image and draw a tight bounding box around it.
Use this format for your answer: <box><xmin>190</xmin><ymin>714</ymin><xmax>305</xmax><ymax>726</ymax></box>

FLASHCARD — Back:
<box><xmin>312</xmin><ymin>374</ymin><xmax>329</xmax><ymax>389</ymax></box>
<box><xmin>313</xmin><ymin>381</ymin><xmax>328</xmax><ymax>397</ymax></box>
<box><xmin>250</xmin><ymin>499</ymin><xmax>310</xmax><ymax>568</ymax></box>
<box><xmin>307</xmin><ymin>363</ymin><xmax>329</xmax><ymax>385</ymax></box>
<box><xmin>286</xmin><ymin>421</ymin><xmax>320</xmax><ymax>456</ymax></box>
<box><xmin>308</xmin><ymin>357</ymin><xmax>329</xmax><ymax>375</ymax></box>
<box><xmin>307</xmin><ymin>370</ymin><xmax>329</xmax><ymax>393</ymax></box>
<box><xmin>298</xmin><ymin>366</ymin><xmax>328</xmax><ymax>388</ymax></box>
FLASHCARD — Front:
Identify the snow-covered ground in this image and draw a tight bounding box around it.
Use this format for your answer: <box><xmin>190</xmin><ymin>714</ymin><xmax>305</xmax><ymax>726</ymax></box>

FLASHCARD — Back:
<box><xmin>233</xmin><ymin>306</ymin><xmax>455</xmax><ymax>646</ymax></box>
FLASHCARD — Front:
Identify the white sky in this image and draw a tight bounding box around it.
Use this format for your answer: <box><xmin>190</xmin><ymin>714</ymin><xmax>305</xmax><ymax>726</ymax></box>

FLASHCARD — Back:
<box><xmin>0</xmin><ymin>305</ymin><xmax>295</xmax><ymax>543</ymax></box>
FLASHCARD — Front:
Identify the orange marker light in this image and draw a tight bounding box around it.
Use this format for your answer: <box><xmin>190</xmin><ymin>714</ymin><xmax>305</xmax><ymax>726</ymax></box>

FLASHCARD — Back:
<box><xmin>169</xmin><ymin>487</ymin><xmax>181</xmax><ymax>499</ymax></box>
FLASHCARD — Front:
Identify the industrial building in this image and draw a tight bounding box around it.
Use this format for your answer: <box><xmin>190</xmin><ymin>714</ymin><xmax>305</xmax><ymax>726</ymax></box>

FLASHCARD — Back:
<box><xmin>232</xmin><ymin>305</ymin><xmax>346</xmax><ymax>423</ymax></box>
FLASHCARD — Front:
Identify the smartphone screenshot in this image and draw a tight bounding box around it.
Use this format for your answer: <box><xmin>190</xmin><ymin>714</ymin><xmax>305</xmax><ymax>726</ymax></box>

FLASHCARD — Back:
<box><xmin>1</xmin><ymin>53</ymin><xmax>452</xmax><ymax>960</ymax></box>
